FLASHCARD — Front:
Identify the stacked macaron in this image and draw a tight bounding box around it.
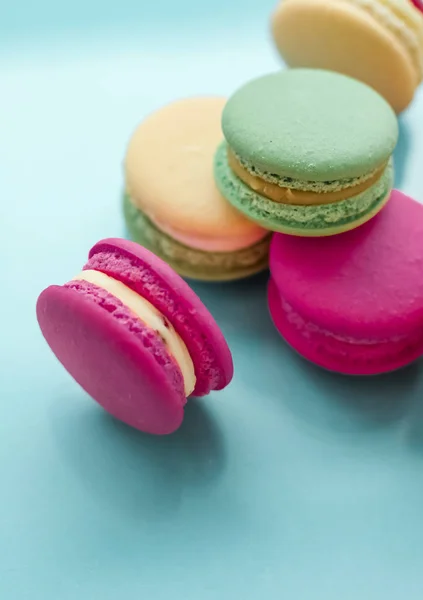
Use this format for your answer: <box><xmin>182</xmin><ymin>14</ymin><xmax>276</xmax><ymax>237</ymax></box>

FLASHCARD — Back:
<box><xmin>209</xmin><ymin>67</ymin><xmax>423</xmax><ymax>375</ymax></box>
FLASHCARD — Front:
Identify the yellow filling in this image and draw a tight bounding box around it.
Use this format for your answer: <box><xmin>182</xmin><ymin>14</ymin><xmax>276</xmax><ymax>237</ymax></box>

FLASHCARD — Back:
<box><xmin>73</xmin><ymin>270</ymin><xmax>196</xmax><ymax>396</ymax></box>
<box><xmin>227</xmin><ymin>149</ymin><xmax>386</xmax><ymax>206</ymax></box>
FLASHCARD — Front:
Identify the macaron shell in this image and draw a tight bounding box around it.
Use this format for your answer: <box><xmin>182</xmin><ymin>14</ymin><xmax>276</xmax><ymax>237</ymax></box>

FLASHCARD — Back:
<box><xmin>123</xmin><ymin>193</ymin><xmax>270</xmax><ymax>281</ymax></box>
<box><xmin>267</xmin><ymin>191</ymin><xmax>391</xmax><ymax>237</ymax></box>
<box><xmin>125</xmin><ymin>96</ymin><xmax>266</xmax><ymax>243</ymax></box>
<box><xmin>87</xmin><ymin>238</ymin><xmax>234</xmax><ymax>396</ymax></box>
<box><xmin>268</xmin><ymin>278</ymin><xmax>423</xmax><ymax>375</ymax></box>
<box><xmin>222</xmin><ymin>69</ymin><xmax>398</xmax><ymax>181</ymax></box>
<box><xmin>214</xmin><ymin>141</ymin><xmax>393</xmax><ymax>236</ymax></box>
<box><xmin>271</xmin><ymin>0</ymin><xmax>419</xmax><ymax>113</ymax></box>
<box><xmin>269</xmin><ymin>190</ymin><xmax>423</xmax><ymax>341</ymax></box>
<box><xmin>37</xmin><ymin>285</ymin><xmax>185</xmax><ymax>435</ymax></box>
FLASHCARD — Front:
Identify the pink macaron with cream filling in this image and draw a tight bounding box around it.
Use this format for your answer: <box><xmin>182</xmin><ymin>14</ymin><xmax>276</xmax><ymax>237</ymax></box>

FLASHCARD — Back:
<box><xmin>268</xmin><ymin>190</ymin><xmax>423</xmax><ymax>375</ymax></box>
<box><xmin>37</xmin><ymin>238</ymin><xmax>233</xmax><ymax>434</ymax></box>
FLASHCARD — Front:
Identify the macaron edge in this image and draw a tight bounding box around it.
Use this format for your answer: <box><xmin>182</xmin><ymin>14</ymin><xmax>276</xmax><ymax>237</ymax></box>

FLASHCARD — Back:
<box><xmin>214</xmin><ymin>142</ymin><xmax>394</xmax><ymax>235</ymax></box>
<box><xmin>86</xmin><ymin>238</ymin><xmax>234</xmax><ymax>395</ymax></box>
<box><xmin>268</xmin><ymin>277</ymin><xmax>423</xmax><ymax>374</ymax></box>
<box><xmin>123</xmin><ymin>193</ymin><xmax>271</xmax><ymax>281</ymax></box>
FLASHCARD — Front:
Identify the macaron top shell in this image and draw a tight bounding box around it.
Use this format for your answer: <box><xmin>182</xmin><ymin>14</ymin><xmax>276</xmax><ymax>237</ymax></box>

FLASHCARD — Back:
<box><xmin>125</xmin><ymin>96</ymin><xmax>265</xmax><ymax>242</ymax></box>
<box><xmin>222</xmin><ymin>69</ymin><xmax>398</xmax><ymax>181</ymax></box>
<box><xmin>87</xmin><ymin>238</ymin><xmax>234</xmax><ymax>396</ymax></box>
<box><xmin>269</xmin><ymin>190</ymin><xmax>423</xmax><ymax>340</ymax></box>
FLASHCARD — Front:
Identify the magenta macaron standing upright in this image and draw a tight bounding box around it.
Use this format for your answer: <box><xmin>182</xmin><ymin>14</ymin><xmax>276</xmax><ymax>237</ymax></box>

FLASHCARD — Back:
<box><xmin>37</xmin><ymin>238</ymin><xmax>233</xmax><ymax>435</ymax></box>
<box><xmin>268</xmin><ymin>190</ymin><xmax>423</xmax><ymax>375</ymax></box>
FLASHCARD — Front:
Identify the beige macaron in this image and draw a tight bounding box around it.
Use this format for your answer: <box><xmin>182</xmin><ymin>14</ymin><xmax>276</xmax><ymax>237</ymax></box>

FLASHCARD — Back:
<box><xmin>271</xmin><ymin>0</ymin><xmax>423</xmax><ymax>113</ymax></box>
<box><xmin>123</xmin><ymin>97</ymin><xmax>270</xmax><ymax>281</ymax></box>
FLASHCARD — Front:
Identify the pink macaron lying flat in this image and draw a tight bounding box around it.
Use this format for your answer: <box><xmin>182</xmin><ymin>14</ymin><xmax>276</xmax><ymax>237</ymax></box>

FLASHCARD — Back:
<box><xmin>268</xmin><ymin>190</ymin><xmax>423</xmax><ymax>375</ymax></box>
<box><xmin>37</xmin><ymin>238</ymin><xmax>233</xmax><ymax>434</ymax></box>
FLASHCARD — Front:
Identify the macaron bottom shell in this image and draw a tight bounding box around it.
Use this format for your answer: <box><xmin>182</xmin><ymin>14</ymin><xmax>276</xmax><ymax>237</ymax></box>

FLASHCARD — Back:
<box><xmin>214</xmin><ymin>143</ymin><xmax>394</xmax><ymax>236</ymax></box>
<box><xmin>268</xmin><ymin>278</ymin><xmax>423</xmax><ymax>375</ymax></box>
<box><xmin>123</xmin><ymin>193</ymin><xmax>271</xmax><ymax>280</ymax></box>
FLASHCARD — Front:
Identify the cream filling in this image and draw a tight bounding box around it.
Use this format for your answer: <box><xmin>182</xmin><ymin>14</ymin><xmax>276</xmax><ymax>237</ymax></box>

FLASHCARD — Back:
<box><xmin>228</xmin><ymin>148</ymin><xmax>386</xmax><ymax>204</ymax></box>
<box><xmin>73</xmin><ymin>270</ymin><xmax>196</xmax><ymax>396</ymax></box>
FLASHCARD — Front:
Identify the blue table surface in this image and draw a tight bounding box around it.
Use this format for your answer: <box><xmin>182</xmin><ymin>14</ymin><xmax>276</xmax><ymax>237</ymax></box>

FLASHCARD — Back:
<box><xmin>2</xmin><ymin>1</ymin><xmax>423</xmax><ymax>598</ymax></box>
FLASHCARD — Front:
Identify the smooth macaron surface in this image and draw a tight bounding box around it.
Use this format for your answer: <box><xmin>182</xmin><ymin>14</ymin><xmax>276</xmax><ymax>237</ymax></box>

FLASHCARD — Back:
<box><xmin>268</xmin><ymin>190</ymin><xmax>423</xmax><ymax>374</ymax></box>
<box><xmin>221</xmin><ymin>69</ymin><xmax>398</xmax><ymax>183</ymax></box>
<box><xmin>37</xmin><ymin>239</ymin><xmax>233</xmax><ymax>434</ymax></box>
<box><xmin>271</xmin><ymin>0</ymin><xmax>423</xmax><ymax>113</ymax></box>
<box><xmin>124</xmin><ymin>96</ymin><xmax>269</xmax><ymax>279</ymax></box>
<box><xmin>37</xmin><ymin>283</ymin><xmax>187</xmax><ymax>434</ymax></box>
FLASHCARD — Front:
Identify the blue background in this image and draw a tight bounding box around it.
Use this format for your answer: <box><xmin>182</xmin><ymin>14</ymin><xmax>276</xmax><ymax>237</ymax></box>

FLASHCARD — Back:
<box><xmin>2</xmin><ymin>1</ymin><xmax>423</xmax><ymax>598</ymax></box>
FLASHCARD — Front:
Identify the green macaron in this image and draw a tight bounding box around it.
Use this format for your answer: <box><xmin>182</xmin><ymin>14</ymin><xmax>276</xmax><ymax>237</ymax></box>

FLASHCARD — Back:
<box><xmin>214</xmin><ymin>69</ymin><xmax>399</xmax><ymax>236</ymax></box>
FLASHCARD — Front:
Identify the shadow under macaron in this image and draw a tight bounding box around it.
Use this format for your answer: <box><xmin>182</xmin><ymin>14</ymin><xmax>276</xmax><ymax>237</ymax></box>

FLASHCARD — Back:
<box><xmin>293</xmin><ymin>354</ymin><xmax>421</xmax><ymax>430</ymax></box>
<box><xmin>233</xmin><ymin>292</ymin><xmax>423</xmax><ymax>444</ymax></box>
<box><xmin>49</xmin><ymin>393</ymin><xmax>227</xmax><ymax>521</ymax></box>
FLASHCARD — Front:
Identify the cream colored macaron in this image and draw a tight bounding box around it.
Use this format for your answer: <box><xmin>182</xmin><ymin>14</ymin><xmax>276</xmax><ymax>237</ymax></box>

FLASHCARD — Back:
<box><xmin>124</xmin><ymin>97</ymin><xmax>270</xmax><ymax>281</ymax></box>
<box><xmin>271</xmin><ymin>0</ymin><xmax>423</xmax><ymax>113</ymax></box>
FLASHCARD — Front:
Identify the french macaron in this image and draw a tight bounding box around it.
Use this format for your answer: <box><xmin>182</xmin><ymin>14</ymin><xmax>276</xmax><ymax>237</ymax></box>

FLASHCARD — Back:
<box><xmin>268</xmin><ymin>190</ymin><xmax>423</xmax><ymax>375</ymax></box>
<box><xmin>123</xmin><ymin>97</ymin><xmax>271</xmax><ymax>282</ymax></box>
<box><xmin>215</xmin><ymin>69</ymin><xmax>398</xmax><ymax>237</ymax></box>
<box><xmin>271</xmin><ymin>0</ymin><xmax>423</xmax><ymax>114</ymax></box>
<box><xmin>36</xmin><ymin>238</ymin><xmax>233</xmax><ymax>435</ymax></box>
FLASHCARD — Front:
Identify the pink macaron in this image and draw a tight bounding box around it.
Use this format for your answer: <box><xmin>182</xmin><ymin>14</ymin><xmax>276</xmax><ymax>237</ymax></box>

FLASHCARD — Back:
<box><xmin>268</xmin><ymin>190</ymin><xmax>423</xmax><ymax>375</ymax></box>
<box><xmin>411</xmin><ymin>0</ymin><xmax>423</xmax><ymax>14</ymax></box>
<box><xmin>37</xmin><ymin>238</ymin><xmax>233</xmax><ymax>434</ymax></box>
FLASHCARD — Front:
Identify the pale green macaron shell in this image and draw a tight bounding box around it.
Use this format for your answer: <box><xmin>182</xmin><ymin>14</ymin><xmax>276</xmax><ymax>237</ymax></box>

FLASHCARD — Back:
<box><xmin>123</xmin><ymin>194</ymin><xmax>271</xmax><ymax>281</ymax></box>
<box><xmin>214</xmin><ymin>143</ymin><xmax>394</xmax><ymax>236</ymax></box>
<box><xmin>217</xmin><ymin>69</ymin><xmax>398</xmax><ymax>235</ymax></box>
